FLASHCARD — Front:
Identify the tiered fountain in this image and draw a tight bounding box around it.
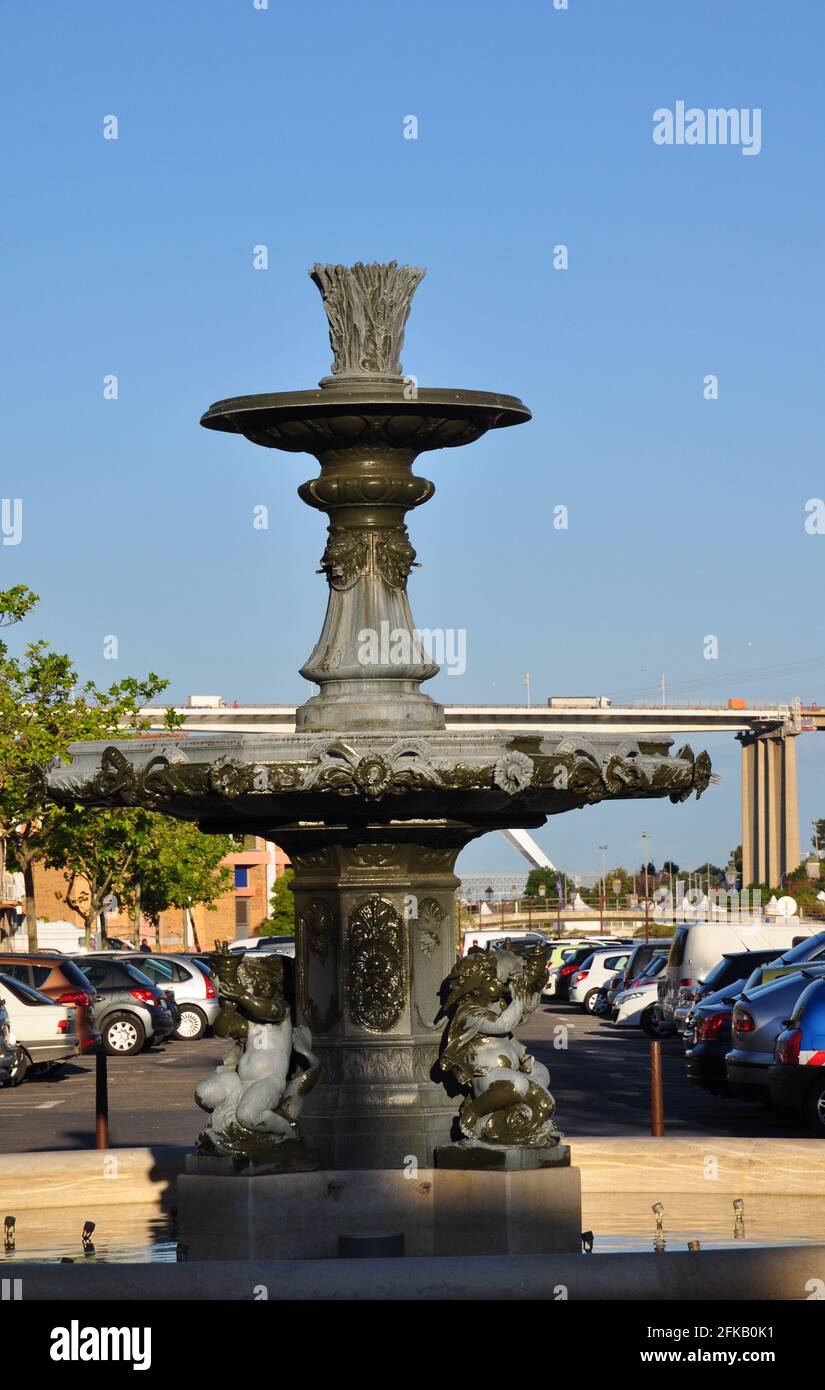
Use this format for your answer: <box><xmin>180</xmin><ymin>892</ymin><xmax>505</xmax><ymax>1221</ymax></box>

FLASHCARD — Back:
<box><xmin>49</xmin><ymin>263</ymin><xmax>712</xmax><ymax>1258</ymax></box>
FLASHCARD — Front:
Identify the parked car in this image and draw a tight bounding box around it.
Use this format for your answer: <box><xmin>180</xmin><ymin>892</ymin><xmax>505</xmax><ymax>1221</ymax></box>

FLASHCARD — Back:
<box><xmin>70</xmin><ymin>957</ymin><xmax>175</xmax><ymax>1055</ymax></box>
<box><xmin>725</xmin><ymin>966</ymin><xmax>825</xmax><ymax>1101</ymax></box>
<box><xmin>545</xmin><ymin>945</ymin><xmax>598</xmax><ymax>1000</ymax></box>
<box><xmin>92</xmin><ymin>952</ymin><xmax>219</xmax><ymax>1040</ymax></box>
<box><xmin>615</xmin><ymin>940</ymin><xmax>673</xmax><ymax>995</ymax></box>
<box><xmin>460</xmin><ymin>929</ymin><xmax>553</xmax><ymax>957</ymax></box>
<box><xmin>611</xmin><ymin>954</ymin><xmax>668</xmax><ymax>1027</ymax></box>
<box><xmin>229</xmin><ymin>934</ymin><xmax>298</xmax><ymax>955</ymax></box>
<box><xmin>0</xmin><ymin>952</ymin><xmax>101</xmax><ymax>1053</ymax></box>
<box><xmin>569</xmin><ymin>948</ymin><xmax>631</xmax><ymax>1013</ymax></box>
<box><xmin>0</xmin><ymin>973</ymin><xmax>79</xmax><ymax>1085</ymax></box>
<box><xmin>741</xmin><ymin>930</ymin><xmax>825</xmax><ymax>992</ymax></box>
<box><xmin>684</xmin><ymin>979</ymin><xmax>749</xmax><ymax>1095</ymax></box>
<box><xmin>540</xmin><ymin>939</ymin><xmax>623</xmax><ymax>996</ymax></box>
<box><xmin>673</xmin><ymin>949</ymin><xmax>784</xmax><ymax>1035</ymax></box>
<box><xmin>0</xmin><ymin>994</ymin><xmax>15</xmax><ymax>1084</ymax></box>
<box><xmin>244</xmin><ymin>938</ymin><xmax>296</xmax><ymax>959</ymax></box>
<box><xmin>769</xmin><ymin>977</ymin><xmax>825</xmax><ymax>1135</ymax></box>
<box><xmin>656</xmin><ymin>920</ymin><xmax>813</xmax><ymax>1033</ymax></box>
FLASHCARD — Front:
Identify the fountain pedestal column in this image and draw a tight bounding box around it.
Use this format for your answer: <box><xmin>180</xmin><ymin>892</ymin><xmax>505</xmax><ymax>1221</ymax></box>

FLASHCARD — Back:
<box><xmin>286</xmin><ymin>837</ymin><xmax>462</xmax><ymax>1169</ymax></box>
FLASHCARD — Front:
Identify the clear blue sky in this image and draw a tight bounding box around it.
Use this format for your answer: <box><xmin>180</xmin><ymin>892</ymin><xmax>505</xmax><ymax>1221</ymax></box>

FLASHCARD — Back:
<box><xmin>1</xmin><ymin>1</ymin><xmax>823</xmax><ymax>878</ymax></box>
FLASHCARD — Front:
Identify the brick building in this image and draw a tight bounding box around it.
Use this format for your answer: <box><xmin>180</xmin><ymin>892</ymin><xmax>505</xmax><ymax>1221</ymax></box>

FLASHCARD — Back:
<box><xmin>30</xmin><ymin>835</ymin><xmax>290</xmax><ymax>951</ymax></box>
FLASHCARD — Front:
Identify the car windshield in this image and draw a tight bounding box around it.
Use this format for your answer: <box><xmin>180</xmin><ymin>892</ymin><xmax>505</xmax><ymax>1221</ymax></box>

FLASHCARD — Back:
<box><xmin>640</xmin><ymin>955</ymin><xmax>666</xmax><ymax>978</ymax></box>
<box><xmin>191</xmin><ymin>959</ymin><xmax>215</xmax><ymax>978</ymax></box>
<box><xmin>0</xmin><ymin>973</ymin><xmax>54</xmax><ymax>1005</ymax></box>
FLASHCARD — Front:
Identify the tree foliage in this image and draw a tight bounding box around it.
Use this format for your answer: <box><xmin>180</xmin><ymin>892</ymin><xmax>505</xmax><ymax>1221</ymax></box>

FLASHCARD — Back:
<box><xmin>0</xmin><ymin>585</ymin><xmax>182</xmax><ymax>946</ymax></box>
<box><xmin>523</xmin><ymin>867</ymin><xmax>565</xmax><ymax>900</ymax></box>
<box><xmin>42</xmin><ymin>806</ymin><xmax>143</xmax><ymax>950</ymax></box>
<box><xmin>258</xmin><ymin>869</ymin><xmax>295</xmax><ymax>937</ymax></box>
<box><xmin>126</xmin><ymin>814</ymin><xmax>234</xmax><ymax>933</ymax></box>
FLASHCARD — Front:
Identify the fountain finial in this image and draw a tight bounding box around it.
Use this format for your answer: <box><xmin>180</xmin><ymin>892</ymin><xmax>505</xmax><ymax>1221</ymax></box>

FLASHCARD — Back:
<box><xmin>310</xmin><ymin>261</ymin><xmax>426</xmax><ymax>387</ymax></box>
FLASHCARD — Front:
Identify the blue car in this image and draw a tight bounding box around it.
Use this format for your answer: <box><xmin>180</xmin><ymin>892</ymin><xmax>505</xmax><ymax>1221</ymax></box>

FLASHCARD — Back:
<box><xmin>768</xmin><ymin>977</ymin><xmax>825</xmax><ymax>1136</ymax></box>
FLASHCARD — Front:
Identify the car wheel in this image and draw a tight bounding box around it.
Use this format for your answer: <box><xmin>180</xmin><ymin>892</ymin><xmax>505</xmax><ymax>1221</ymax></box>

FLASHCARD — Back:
<box><xmin>803</xmin><ymin>1076</ymin><xmax>825</xmax><ymax>1137</ymax></box>
<box><xmin>583</xmin><ymin>989</ymin><xmax>604</xmax><ymax>1015</ymax></box>
<box><xmin>640</xmin><ymin>1005</ymin><xmax>672</xmax><ymax>1038</ymax></box>
<box><xmin>5</xmin><ymin>1047</ymin><xmax>30</xmax><ymax>1087</ymax></box>
<box><xmin>103</xmin><ymin>1013</ymin><xmax>145</xmax><ymax>1056</ymax></box>
<box><xmin>173</xmin><ymin>1005</ymin><xmax>206</xmax><ymax>1041</ymax></box>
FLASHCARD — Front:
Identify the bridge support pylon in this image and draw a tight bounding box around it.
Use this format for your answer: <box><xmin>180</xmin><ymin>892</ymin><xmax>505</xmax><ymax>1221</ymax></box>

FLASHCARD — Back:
<box><xmin>739</xmin><ymin>728</ymin><xmax>800</xmax><ymax>888</ymax></box>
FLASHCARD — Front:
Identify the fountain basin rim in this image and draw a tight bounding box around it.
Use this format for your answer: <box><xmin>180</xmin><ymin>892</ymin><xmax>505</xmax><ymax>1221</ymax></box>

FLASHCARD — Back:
<box><xmin>200</xmin><ymin>386</ymin><xmax>531</xmax><ymax>437</ymax></box>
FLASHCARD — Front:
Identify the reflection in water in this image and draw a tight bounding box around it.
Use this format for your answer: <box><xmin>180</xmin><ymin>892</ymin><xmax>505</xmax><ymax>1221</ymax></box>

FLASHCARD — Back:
<box><xmin>587</xmin><ymin>1192</ymin><xmax>825</xmax><ymax>1254</ymax></box>
<box><xmin>1</xmin><ymin>1205</ymin><xmax>176</xmax><ymax>1265</ymax></box>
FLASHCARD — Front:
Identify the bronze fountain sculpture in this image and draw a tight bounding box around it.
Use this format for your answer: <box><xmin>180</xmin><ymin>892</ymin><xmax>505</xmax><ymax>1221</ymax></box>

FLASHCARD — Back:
<box><xmin>48</xmin><ymin>262</ymin><xmax>712</xmax><ymax>1177</ymax></box>
<box><xmin>194</xmin><ymin>944</ymin><xmax>319</xmax><ymax>1167</ymax></box>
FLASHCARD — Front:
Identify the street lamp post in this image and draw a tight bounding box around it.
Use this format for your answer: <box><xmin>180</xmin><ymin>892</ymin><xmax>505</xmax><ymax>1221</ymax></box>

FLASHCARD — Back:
<box><xmin>642</xmin><ymin>831</ymin><xmax>650</xmax><ymax>942</ymax></box>
<box><xmin>724</xmin><ymin>861</ymin><xmax>738</xmax><ymax>919</ymax></box>
<box><xmin>537</xmin><ymin>880</ymin><xmax>547</xmax><ymax>932</ymax></box>
<box><xmin>598</xmin><ymin>845</ymin><xmax>607</xmax><ymax>935</ymax></box>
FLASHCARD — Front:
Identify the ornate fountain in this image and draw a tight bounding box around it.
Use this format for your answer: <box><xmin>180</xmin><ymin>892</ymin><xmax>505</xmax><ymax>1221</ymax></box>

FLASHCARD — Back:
<box><xmin>49</xmin><ymin>262</ymin><xmax>711</xmax><ymax>1216</ymax></box>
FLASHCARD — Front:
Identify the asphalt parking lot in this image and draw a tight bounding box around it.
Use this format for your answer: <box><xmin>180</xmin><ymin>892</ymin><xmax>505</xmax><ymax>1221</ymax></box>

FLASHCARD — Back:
<box><xmin>524</xmin><ymin>999</ymin><xmax>808</xmax><ymax>1139</ymax></box>
<box><xmin>0</xmin><ymin>998</ymin><xmax>810</xmax><ymax>1152</ymax></box>
<box><xmin>0</xmin><ymin>1038</ymin><xmax>217</xmax><ymax>1152</ymax></box>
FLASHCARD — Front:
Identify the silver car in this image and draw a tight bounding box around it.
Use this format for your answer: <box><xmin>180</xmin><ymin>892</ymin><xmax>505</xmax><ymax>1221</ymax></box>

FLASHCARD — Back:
<box><xmin>98</xmin><ymin>952</ymin><xmax>220</xmax><ymax>1040</ymax></box>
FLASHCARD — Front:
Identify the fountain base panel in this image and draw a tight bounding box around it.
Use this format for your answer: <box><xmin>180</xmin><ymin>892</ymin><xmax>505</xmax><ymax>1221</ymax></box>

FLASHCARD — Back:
<box><xmin>176</xmin><ymin>1166</ymin><xmax>582</xmax><ymax>1260</ymax></box>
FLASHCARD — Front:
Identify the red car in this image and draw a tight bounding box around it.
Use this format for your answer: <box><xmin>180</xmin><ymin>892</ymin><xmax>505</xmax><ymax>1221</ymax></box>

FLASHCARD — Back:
<box><xmin>0</xmin><ymin>953</ymin><xmax>101</xmax><ymax>1052</ymax></box>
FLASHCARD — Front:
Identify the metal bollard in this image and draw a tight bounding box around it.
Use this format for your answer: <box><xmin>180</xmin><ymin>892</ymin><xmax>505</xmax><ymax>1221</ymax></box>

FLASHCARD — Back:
<box><xmin>95</xmin><ymin>1051</ymin><xmax>109</xmax><ymax>1149</ymax></box>
<box><xmin>649</xmin><ymin>1040</ymin><xmax>665</xmax><ymax>1136</ymax></box>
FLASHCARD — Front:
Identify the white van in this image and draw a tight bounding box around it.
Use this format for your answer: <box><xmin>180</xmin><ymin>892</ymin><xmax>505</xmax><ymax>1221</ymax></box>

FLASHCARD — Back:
<box><xmin>7</xmin><ymin>920</ymin><xmax>87</xmax><ymax>953</ymax></box>
<box><xmin>660</xmin><ymin>919</ymin><xmax>815</xmax><ymax>1024</ymax></box>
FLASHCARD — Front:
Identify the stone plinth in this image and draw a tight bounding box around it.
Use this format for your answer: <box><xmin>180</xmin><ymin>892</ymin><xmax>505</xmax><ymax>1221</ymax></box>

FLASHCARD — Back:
<box><xmin>176</xmin><ymin>1166</ymin><xmax>582</xmax><ymax>1261</ymax></box>
<box><xmin>435</xmin><ymin>1142</ymin><xmax>571</xmax><ymax>1170</ymax></box>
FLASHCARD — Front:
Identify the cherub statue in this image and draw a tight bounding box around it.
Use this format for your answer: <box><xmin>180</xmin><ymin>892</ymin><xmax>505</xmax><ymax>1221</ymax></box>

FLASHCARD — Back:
<box><xmin>439</xmin><ymin>944</ymin><xmax>561</xmax><ymax>1148</ymax></box>
<box><xmin>194</xmin><ymin>943</ymin><xmax>320</xmax><ymax>1165</ymax></box>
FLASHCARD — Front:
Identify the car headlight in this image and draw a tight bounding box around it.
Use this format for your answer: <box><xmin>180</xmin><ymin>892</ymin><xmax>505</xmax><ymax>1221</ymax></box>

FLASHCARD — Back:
<box><xmin>621</xmin><ymin>991</ymin><xmax>646</xmax><ymax>1003</ymax></box>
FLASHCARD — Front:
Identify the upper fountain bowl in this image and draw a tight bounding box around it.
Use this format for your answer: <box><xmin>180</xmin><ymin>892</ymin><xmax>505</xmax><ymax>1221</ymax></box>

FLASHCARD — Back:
<box><xmin>200</xmin><ymin>387</ymin><xmax>531</xmax><ymax>455</ymax></box>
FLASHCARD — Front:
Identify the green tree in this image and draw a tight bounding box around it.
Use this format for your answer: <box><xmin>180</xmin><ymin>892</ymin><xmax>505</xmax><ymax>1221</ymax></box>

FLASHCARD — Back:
<box><xmin>0</xmin><ymin>586</ymin><xmax>177</xmax><ymax>948</ymax></box>
<box><xmin>524</xmin><ymin>867</ymin><xmax>565</xmax><ymax>900</ymax></box>
<box><xmin>689</xmin><ymin>861</ymin><xmax>723</xmax><ymax>882</ymax></box>
<box><xmin>41</xmin><ymin>806</ymin><xmax>144</xmax><ymax>951</ymax></box>
<box><xmin>122</xmin><ymin>813</ymin><xmax>235</xmax><ymax>951</ymax></box>
<box><xmin>606</xmin><ymin>866</ymin><xmax>634</xmax><ymax>892</ymax></box>
<box><xmin>259</xmin><ymin>869</ymin><xmax>295</xmax><ymax>937</ymax></box>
